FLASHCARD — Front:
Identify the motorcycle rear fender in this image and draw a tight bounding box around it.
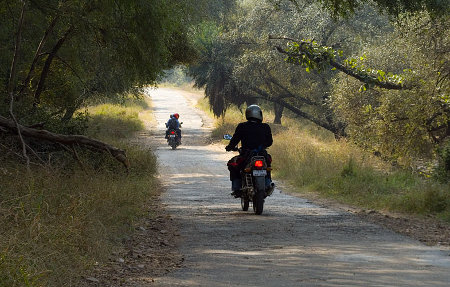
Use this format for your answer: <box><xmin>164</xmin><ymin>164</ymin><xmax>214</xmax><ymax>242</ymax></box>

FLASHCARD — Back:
<box><xmin>254</xmin><ymin>176</ymin><xmax>266</xmax><ymax>193</ymax></box>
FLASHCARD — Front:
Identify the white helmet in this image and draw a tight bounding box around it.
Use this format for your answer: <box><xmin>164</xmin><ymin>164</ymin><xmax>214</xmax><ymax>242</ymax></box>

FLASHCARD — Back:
<box><xmin>245</xmin><ymin>105</ymin><xmax>263</xmax><ymax>121</ymax></box>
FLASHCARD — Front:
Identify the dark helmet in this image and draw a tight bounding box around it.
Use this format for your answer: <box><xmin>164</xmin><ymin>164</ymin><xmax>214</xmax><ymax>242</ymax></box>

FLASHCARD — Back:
<box><xmin>245</xmin><ymin>105</ymin><xmax>263</xmax><ymax>121</ymax></box>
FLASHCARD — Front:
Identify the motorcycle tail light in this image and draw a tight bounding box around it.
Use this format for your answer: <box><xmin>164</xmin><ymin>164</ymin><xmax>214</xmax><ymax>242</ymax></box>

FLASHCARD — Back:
<box><xmin>170</xmin><ymin>131</ymin><xmax>175</xmax><ymax>134</ymax></box>
<box><xmin>254</xmin><ymin>160</ymin><xmax>263</xmax><ymax>167</ymax></box>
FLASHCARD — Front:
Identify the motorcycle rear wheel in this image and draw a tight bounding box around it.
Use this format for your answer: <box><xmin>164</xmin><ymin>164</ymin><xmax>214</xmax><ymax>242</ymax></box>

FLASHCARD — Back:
<box><xmin>253</xmin><ymin>191</ymin><xmax>264</xmax><ymax>215</ymax></box>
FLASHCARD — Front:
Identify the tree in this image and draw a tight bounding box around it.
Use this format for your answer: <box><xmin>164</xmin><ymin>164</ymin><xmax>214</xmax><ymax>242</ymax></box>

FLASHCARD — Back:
<box><xmin>280</xmin><ymin>0</ymin><xmax>450</xmax><ymax>18</ymax></box>
<box><xmin>331</xmin><ymin>13</ymin><xmax>449</xmax><ymax>165</ymax></box>
<box><xmin>189</xmin><ymin>0</ymin><xmax>391</xmax><ymax>137</ymax></box>
<box><xmin>0</xmin><ymin>0</ymin><xmax>198</xmax><ymax>127</ymax></box>
<box><xmin>0</xmin><ymin>0</ymin><xmax>206</xmax><ymax>167</ymax></box>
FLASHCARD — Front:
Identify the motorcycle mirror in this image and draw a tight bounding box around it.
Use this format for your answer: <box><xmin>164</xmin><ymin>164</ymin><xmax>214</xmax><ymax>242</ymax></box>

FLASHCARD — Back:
<box><xmin>223</xmin><ymin>134</ymin><xmax>232</xmax><ymax>140</ymax></box>
<box><xmin>180</xmin><ymin>122</ymin><xmax>183</xmax><ymax>124</ymax></box>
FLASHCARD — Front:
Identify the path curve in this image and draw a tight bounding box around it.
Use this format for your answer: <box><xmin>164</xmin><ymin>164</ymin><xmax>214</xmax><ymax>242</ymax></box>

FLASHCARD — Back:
<box><xmin>147</xmin><ymin>87</ymin><xmax>450</xmax><ymax>287</ymax></box>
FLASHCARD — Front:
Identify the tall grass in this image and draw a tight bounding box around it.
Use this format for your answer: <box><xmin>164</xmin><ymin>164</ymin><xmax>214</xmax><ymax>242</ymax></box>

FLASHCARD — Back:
<box><xmin>206</xmin><ymin>101</ymin><xmax>450</xmax><ymax>222</ymax></box>
<box><xmin>270</xmin><ymin>124</ymin><xmax>449</xmax><ymax>220</ymax></box>
<box><xmin>0</xmin><ymin>96</ymin><xmax>158</xmax><ymax>286</ymax></box>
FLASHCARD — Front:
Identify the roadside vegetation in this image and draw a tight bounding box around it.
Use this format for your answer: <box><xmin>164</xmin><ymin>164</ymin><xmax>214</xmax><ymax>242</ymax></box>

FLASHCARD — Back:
<box><xmin>185</xmin><ymin>0</ymin><xmax>449</xmax><ymax>222</ymax></box>
<box><xmin>0</xmin><ymin>96</ymin><xmax>158</xmax><ymax>286</ymax></box>
<box><xmin>196</xmin><ymin>97</ymin><xmax>450</xmax><ymax>222</ymax></box>
<box><xmin>187</xmin><ymin>0</ymin><xmax>449</xmax><ymax>180</ymax></box>
<box><xmin>1</xmin><ymin>0</ymin><xmax>448</xmax><ymax>285</ymax></box>
<box><xmin>0</xmin><ymin>1</ymin><xmax>234</xmax><ymax>285</ymax></box>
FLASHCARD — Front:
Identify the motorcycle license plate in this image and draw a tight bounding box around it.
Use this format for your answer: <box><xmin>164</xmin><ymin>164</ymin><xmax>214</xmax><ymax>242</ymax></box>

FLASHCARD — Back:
<box><xmin>252</xmin><ymin>170</ymin><xmax>267</xmax><ymax>176</ymax></box>
<box><xmin>169</xmin><ymin>135</ymin><xmax>176</xmax><ymax>138</ymax></box>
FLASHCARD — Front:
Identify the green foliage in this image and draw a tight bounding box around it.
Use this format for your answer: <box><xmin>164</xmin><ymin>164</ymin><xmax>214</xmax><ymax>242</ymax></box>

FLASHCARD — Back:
<box><xmin>188</xmin><ymin>21</ymin><xmax>244</xmax><ymax>117</ymax></box>
<box><xmin>0</xmin><ymin>0</ymin><xmax>201</xmax><ymax>132</ymax></box>
<box><xmin>331</xmin><ymin>13</ymin><xmax>449</xmax><ymax>168</ymax></box>
<box><xmin>190</xmin><ymin>0</ymin><xmax>394</xmax><ymax>134</ymax></box>
<box><xmin>190</xmin><ymin>0</ymin><xmax>449</xmax><ymax>176</ymax></box>
<box><xmin>283</xmin><ymin>38</ymin><xmax>408</xmax><ymax>90</ymax></box>
<box><xmin>434</xmin><ymin>140</ymin><xmax>450</xmax><ymax>183</ymax></box>
<box><xmin>285</xmin><ymin>39</ymin><xmax>338</xmax><ymax>72</ymax></box>
<box><xmin>288</xmin><ymin>0</ymin><xmax>450</xmax><ymax>18</ymax></box>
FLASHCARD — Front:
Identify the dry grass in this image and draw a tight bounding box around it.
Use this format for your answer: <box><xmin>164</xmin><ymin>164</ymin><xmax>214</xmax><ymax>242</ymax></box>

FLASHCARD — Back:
<box><xmin>204</xmin><ymin>102</ymin><xmax>450</xmax><ymax>222</ymax></box>
<box><xmin>0</xmin><ymin>97</ymin><xmax>158</xmax><ymax>286</ymax></box>
<box><xmin>273</xmin><ymin>123</ymin><xmax>450</xmax><ymax>221</ymax></box>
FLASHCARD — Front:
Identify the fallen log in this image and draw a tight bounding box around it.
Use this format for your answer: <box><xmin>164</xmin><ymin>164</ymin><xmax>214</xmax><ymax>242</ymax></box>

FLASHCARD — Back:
<box><xmin>0</xmin><ymin>115</ymin><xmax>129</xmax><ymax>171</ymax></box>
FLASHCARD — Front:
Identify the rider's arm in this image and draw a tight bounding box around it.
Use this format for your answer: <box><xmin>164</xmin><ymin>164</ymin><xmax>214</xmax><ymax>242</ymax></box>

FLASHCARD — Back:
<box><xmin>263</xmin><ymin>124</ymin><xmax>273</xmax><ymax>148</ymax></box>
<box><xmin>227</xmin><ymin>123</ymin><xmax>243</xmax><ymax>149</ymax></box>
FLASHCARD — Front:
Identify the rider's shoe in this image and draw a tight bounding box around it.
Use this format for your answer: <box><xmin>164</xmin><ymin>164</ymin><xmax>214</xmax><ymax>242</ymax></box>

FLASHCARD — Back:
<box><xmin>231</xmin><ymin>190</ymin><xmax>242</xmax><ymax>198</ymax></box>
<box><xmin>265</xmin><ymin>182</ymin><xmax>275</xmax><ymax>196</ymax></box>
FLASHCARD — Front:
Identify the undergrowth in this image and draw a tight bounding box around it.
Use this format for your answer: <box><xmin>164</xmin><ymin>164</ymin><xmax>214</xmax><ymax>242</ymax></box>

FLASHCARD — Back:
<box><xmin>0</xmin><ymin>95</ymin><xmax>158</xmax><ymax>286</ymax></box>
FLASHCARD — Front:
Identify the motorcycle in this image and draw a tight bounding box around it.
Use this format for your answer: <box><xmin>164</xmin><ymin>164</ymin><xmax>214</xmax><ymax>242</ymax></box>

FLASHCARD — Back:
<box><xmin>166</xmin><ymin>122</ymin><xmax>182</xmax><ymax>150</ymax></box>
<box><xmin>224</xmin><ymin>134</ymin><xmax>274</xmax><ymax>215</ymax></box>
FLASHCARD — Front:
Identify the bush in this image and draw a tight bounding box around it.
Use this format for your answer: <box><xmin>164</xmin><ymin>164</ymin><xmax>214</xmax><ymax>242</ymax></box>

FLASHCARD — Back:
<box><xmin>434</xmin><ymin>140</ymin><xmax>450</xmax><ymax>183</ymax></box>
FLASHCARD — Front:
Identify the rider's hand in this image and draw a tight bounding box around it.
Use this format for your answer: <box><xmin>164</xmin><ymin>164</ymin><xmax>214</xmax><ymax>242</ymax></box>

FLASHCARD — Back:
<box><xmin>225</xmin><ymin>145</ymin><xmax>233</xmax><ymax>152</ymax></box>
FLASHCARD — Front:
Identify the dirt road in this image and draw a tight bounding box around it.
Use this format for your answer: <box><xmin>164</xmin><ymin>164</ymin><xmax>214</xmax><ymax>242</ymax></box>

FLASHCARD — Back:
<box><xmin>148</xmin><ymin>87</ymin><xmax>450</xmax><ymax>287</ymax></box>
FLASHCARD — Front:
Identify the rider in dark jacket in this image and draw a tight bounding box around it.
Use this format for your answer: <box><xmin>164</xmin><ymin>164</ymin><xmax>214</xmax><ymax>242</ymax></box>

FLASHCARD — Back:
<box><xmin>165</xmin><ymin>113</ymin><xmax>182</xmax><ymax>143</ymax></box>
<box><xmin>225</xmin><ymin>105</ymin><xmax>274</xmax><ymax>196</ymax></box>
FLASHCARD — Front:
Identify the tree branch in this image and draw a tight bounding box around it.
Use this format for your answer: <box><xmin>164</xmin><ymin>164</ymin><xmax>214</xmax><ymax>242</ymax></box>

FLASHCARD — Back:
<box><xmin>248</xmin><ymin>85</ymin><xmax>346</xmax><ymax>137</ymax></box>
<box><xmin>34</xmin><ymin>25</ymin><xmax>74</xmax><ymax>106</ymax></box>
<box><xmin>270</xmin><ymin>35</ymin><xmax>409</xmax><ymax>90</ymax></box>
<box><xmin>268</xmin><ymin>76</ymin><xmax>319</xmax><ymax>106</ymax></box>
<box><xmin>8</xmin><ymin>1</ymin><xmax>30</xmax><ymax>172</ymax></box>
<box><xmin>19</xmin><ymin>15</ymin><xmax>60</xmax><ymax>98</ymax></box>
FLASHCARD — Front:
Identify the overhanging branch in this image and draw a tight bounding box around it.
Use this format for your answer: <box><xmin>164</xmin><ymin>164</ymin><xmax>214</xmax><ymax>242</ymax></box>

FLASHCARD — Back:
<box><xmin>270</xmin><ymin>35</ymin><xmax>409</xmax><ymax>90</ymax></box>
<box><xmin>248</xmin><ymin>85</ymin><xmax>346</xmax><ymax>137</ymax></box>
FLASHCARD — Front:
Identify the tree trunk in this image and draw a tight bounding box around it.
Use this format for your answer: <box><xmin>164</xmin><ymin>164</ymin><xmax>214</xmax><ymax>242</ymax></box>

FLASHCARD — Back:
<box><xmin>62</xmin><ymin>106</ymin><xmax>77</xmax><ymax>122</ymax></box>
<box><xmin>273</xmin><ymin>102</ymin><xmax>284</xmax><ymax>124</ymax></box>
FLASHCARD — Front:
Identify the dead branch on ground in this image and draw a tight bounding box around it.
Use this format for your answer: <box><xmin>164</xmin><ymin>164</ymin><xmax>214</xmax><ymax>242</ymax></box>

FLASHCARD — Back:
<box><xmin>0</xmin><ymin>115</ymin><xmax>130</xmax><ymax>171</ymax></box>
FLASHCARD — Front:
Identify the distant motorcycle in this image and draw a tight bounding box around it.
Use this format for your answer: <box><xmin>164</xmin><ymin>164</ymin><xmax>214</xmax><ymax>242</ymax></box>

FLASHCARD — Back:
<box><xmin>166</xmin><ymin>122</ymin><xmax>182</xmax><ymax>150</ymax></box>
<box><xmin>224</xmin><ymin>134</ymin><xmax>274</xmax><ymax>215</ymax></box>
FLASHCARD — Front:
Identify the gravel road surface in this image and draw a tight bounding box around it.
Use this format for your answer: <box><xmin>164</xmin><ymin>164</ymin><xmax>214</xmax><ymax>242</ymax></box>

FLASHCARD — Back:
<box><xmin>147</xmin><ymin>87</ymin><xmax>450</xmax><ymax>287</ymax></box>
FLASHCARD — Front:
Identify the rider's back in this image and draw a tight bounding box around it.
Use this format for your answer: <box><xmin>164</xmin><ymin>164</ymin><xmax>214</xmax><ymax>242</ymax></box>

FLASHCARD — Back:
<box><xmin>231</xmin><ymin>121</ymin><xmax>272</xmax><ymax>150</ymax></box>
<box><xmin>168</xmin><ymin>118</ymin><xmax>179</xmax><ymax>130</ymax></box>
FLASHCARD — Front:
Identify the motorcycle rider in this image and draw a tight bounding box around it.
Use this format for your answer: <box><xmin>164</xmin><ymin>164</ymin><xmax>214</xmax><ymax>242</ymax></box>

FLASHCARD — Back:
<box><xmin>166</xmin><ymin>113</ymin><xmax>182</xmax><ymax>144</ymax></box>
<box><xmin>165</xmin><ymin>114</ymin><xmax>174</xmax><ymax>138</ymax></box>
<box><xmin>225</xmin><ymin>105</ymin><xmax>274</xmax><ymax>197</ymax></box>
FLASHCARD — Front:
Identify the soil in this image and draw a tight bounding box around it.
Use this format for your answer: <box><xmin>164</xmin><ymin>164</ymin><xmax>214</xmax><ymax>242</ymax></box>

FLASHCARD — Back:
<box><xmin>83</xmin><ymin>87</ymin><xmax>450</xmax><ymax>286</ymax></box>
<box><xmin>80</xmin><ymin>194</ymin><xmax>184</xmax><ymax>286</ymax></box>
